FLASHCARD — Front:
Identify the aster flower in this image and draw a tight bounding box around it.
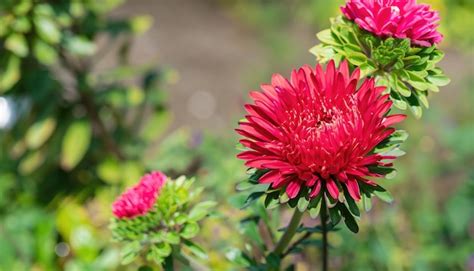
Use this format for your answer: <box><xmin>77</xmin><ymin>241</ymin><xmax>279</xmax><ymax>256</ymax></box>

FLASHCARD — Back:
<box><xmin>112</xmin><ymin>171</ymin><xmax>167</xmax><ymax>219</ymax></box>
<box><xmin>311</xmin><ymin>1</ymin><xmax>450</xmax><ymax>118</ymax></box>
<box><xmin>236</xmin><ymin>61</ymin><xmax>405</xmax><ymax>202</ymax></box>
<box><xmin>110</xmin><ymin>174</ymin><xmax>215</xmax><ymax>265</ymax></box>
<box><xmin>341</xmin><ymin>0</ymin><xmax>443</xmax><ymax>47</ymax></box>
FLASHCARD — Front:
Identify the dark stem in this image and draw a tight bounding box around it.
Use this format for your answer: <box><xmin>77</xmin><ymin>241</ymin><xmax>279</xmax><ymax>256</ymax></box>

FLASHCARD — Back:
<box><xmin>59</xmin><ymin>50</ymin><xmax>125</xmax><ymax>160</ymax></box>
<box><xmin>78</xmin><ymin>89</ymin><xmax>125</xmax><ymax>160</ymax></box>
<box><xmin>164</xmin><ymin>255</ymin><xmax>174</xmax><ymax>271</ymax></box>
<box><xmin>273</xmin><ymin>209</ymin><xmax>304</xmax><ymax>255</ymax></box>
<box><xmin>321</xmin><ymin>199</ymin><xmax>329</xmax><ymax>271</ymax></box>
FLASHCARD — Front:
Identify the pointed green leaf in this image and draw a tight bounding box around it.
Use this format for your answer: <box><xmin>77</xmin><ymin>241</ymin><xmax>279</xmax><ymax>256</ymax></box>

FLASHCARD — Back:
<box><xmin>5</xmin><ymin>34</ymin><xmax>29</xmax><ymax>57</ymax></box>
<box><xmin>317</xmin><ymin>29</ymin><xmax>337</xmax><ymax>46</ymax></box>
<box><xmin>183</xmin><ymin>240</ymin><xmax>207</xmax><ymax>259</ymax></box>
<box><xmin>346</xmin><ymin>51</ymin><xmax>367</xmax><ymax>66</ymax></box>
<box><xmin>34</xmin><ymin>16</ymin><xmax>61</xmax><ymax>44</ymax></box>
<box><xmin>427</xmin><ymin>74</ymin><xmax>450</xmax><ymax>87</ymax></box>
<box><xmin>297</xmin><ymin>197</ymin><xmax>310</xmax><ymax>212</ymax></box>
<box><xmin>26</xmin><ymin>117</ymin><xmax>56</xmax><ymax>149</ymax></box>
<box><xmin>60</xmin><ymin>120</ymin><xmax>92</xmax><ymax>170</ymax></box>
<box><xmin>374</xmin><ymin>190</ymin><xmax>394</xmax><ymax>203</ymax></box>
<box><xmin>180</xmin><ymin>222</ymin><xmax>200</xmax><ymax>239</ymax></box>
<box><xmin>33</xmin><ymin>40</ymin><xmax>58</xmax><ymax>65</ymax></box>
<box><xmin>0</xmin><ymin>55</ymin><xmax>21</xmax><ymax>93</ymax></box>
<box><xmin>188</xmin><ymin>201</ymin><xmax>217</xmax><ymax>221</ymax></box>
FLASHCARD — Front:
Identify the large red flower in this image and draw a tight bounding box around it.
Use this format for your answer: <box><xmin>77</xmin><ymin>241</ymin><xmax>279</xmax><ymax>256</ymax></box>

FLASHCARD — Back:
<box><xmin>341</xmin><ymin>0</ymin><xmax>443</xmax><ymax>47</ymax></box>
<box><xmin>236</xmin><ymin>61</ymin><xmax>405</xmax><ymax>201</ymax></box>
<box><xmin>112</xmin><ymin>171</ymin><xmax>167</xmax><ymax>219</ymax></box>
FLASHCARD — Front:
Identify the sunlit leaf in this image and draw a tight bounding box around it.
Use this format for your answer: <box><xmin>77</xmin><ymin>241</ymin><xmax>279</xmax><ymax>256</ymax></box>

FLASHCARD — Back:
<box><xmin>64</xmin><ymin>36</ymin><xmax>97</xmax><ymax>56</ymax></box>
<box><xmin>34</xmin><ymin>16</ymin><xmax>61</xmax><ymax>44</ymax></box>
<box><xmin>5</xmin><ymin>34</ymin><xmax>29</xmax><ymax>57</ymax></box>
<box><xmin>0</xmin><ymin>55</ymin><xmax>21</xmax><ymax>93</ymax></box>
<box><xmin>130</xmin><ymin>15</ymin><xmax>153</xmax><ymax>34</ymax></box>
<box><xmin>19</xmin><ymin>151</ymin><xmax>45</xmax><ymax>175</ymax></box>
<box><xmin>33</xmin><ymin>39</ymin><xmax>58</xmax><ymax>65</ymax></box>
<box><xmin>25</xmin><ymin>117</ymin><xmax>56</xmax><ymax>149</ymax></box>
<box><xmin>60</xmin><ymin>120</ymin><xmax>92</xmax><ymax>170</ymax></box>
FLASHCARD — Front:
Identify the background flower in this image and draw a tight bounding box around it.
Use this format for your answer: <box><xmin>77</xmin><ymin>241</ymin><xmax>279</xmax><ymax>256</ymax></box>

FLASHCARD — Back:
<box><xmin>237</xmin><ymin>61</ymin><xmax>405</xmax><ymax>201</ymax></box>
<box><xmin>112</xmin><ymin>171</ymin><xmax>167</xmax><ymax>219</ymax></box>
<box><xmin>341</xmin><ymin>0</ymin><xmax>443</xmax><ymax>47</ymax></box>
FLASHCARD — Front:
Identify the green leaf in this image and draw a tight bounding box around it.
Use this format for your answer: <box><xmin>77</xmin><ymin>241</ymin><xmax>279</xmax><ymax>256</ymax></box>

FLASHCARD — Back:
<box><xmin>279</xmin><ymin>192</ymin><xmax>290</xmax><ymax>204</ymax></box>
<box><xmin>362</xmin><ymin>195</ymin><xmax>372</xmax><ymax>212</ymax></box>
<box><xmin>417</xmin><ymin>91</ymin><xmax>429</xmax><ymax>108</ymax></box>
<box><xmin>34</xmin><ymin>16</ymin><xmax>61</xmax><ymax>44</ymax></box>
<box><xmin>33</xmin><ymin>40</ymin><xmax>58</xmax><ymax>65</ymax></box>
<box><xmin>152</xmin><ymin>243</ymin><xmax>172</xmax><ymax>257</ymax></box>
<box><xmin>180</xmin><ymin>222</ymin><xmax>200</xmax><ymax>239</ymax></box>
<box><xmin>266</xmin><ymin>253</ymin><xmax>281</xmax><ymax>268</ymax></box>
<box><xmin>188</xmin><ymin>201</ymin><xmax>217</xmax><ymax>221</ymax></box>
<box><xmin>368</xmin><ymin>166</ymin><xmax>396</xmax><ymax>176</ymax></box>
<box><xmin>183</xmin><ymin>240</ymin><xmax>207</xmax><ymax>259</ymax></box>
<box><xmin>236</xmin><ymin>181</ymin><xmax>255</xmax><ymax>191</ymax></box>
<box><xmin>342</xmin><ymin>188</ymin><xmax>360</xmax><ymax>217</ymax></box>
<box><xmin>97</xmin><ymin>158</ymin><xmax>121</xmax><ymax>184</ymax></box>
<box><xmin>19</xmin><ymin>151</ymin><xmax>45</xmax><ymax>175</ymax></box>
<box><xmin>129</xmin><ymin>15</ymin><xmax>153</xmax><ymax>34</ymax></box>
<box><xmin>5</xmin><ymin>34</ymin><xmax>29</xmax><ymax>57</ymax></box>
<box><xmin>359</xmin><ymin>62</ymin><xmax>377</xmax><ymax>77</ymax></box>
<box><xmin>249</xmin><ymin>169</ymin><xmax>269</xmax><ymax>184</ymax></box>
<box><xmin>140</xmin><ymin>111</ymin><xmax>172</xmax><ymax>142</ymax></box>
<box><xmin>427</xmin><ymin>74</ymin><xmax>450</xmax><ymax>87</ymax></box>
<box><xmin>60</xmin><ymin>120</ymin><xmax>92</xmax><ymax>170</ymax></box>
<box><xmin>338</xmin><ymin>204</ymin><xmax>359</xmax><ymax>233</ymax></box>
<box><xmin>374</xmin><ymin>190</ymin><xmax>394</xmax><ymax>203</ymax></box>
<box><xmin>64</xmin><ymin>36</ymin><xmax>96</xmax><ymax>56</ymax></box>
<box><xmin>346</xmin><ymin>51</ymin><xmax>367</xmax><ymax>66</ymax></box>
<box><xmin>395</xmin><ymin>78</ymin><xmax>411</xmax><ymax>97</ymax></box>
<box><xmin>13</xmin><ymin>0</ymin><xmax>33</xmax><ymax>15</ymax></box>
<box><xmin>121</xmin><ymin>241</ymin><xmax>140</xmax><ymax>265</ymax></box>
<box><xmin>163</xmin><ymin>232</ymin><xmax>180</xmax><ymax>245</ymax></box>
<box><xmin>317</xmin><ymin>29</ymin><xmax>337</xmax><ymax>46</ymax></box>
<box><xmin>0</xmin><ymin>55</ymin><xmax>21</xmax><ymax>93</ymax></box>
<box><xmin>328</xmin><ymin>206</ymin><xmax>341</xmax><ymax>226</ymax></box>
<box><xmin>389</xmin><ymin>90</ymin><xmax>408</xmax><ymax>110</ymax></box>
<box><xmin>26</xmin><ymin>117</ymin><xmax>56</xmax><ymax>149</ymax></box>
<box><xmin>404</xmin><ymin>94</ymin><xmax>423</xmax><ymax>119</ymax></box>
<box><xmin>264</xmin><ymin>191</ymin><xmax>280</xmax><ymax>209</ymax></box>
<box><xmin>241</xmin><ymin>191</ymin><xmax>265</xmax><ymax>209</ymax></box>
<box><xmin>297</xmin><ymin>197</ymin><xmax>310</xmax><ymax>212</ymax></box>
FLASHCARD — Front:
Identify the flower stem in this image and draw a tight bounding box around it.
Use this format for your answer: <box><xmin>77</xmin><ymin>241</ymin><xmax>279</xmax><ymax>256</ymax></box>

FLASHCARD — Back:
<box><xmin>321</xmin><ymin>199</ymin><xmax>329</xmax><ymax>271</ymax></box>
<box><xmin>164</xmin><ymin>255</ymin><xmax>174</xmax><ymax>271</ymax></box>
<box><xmin>273</xmin><ymin>208</ymin><xmax>304</xmax><ymax>255</ymax></box>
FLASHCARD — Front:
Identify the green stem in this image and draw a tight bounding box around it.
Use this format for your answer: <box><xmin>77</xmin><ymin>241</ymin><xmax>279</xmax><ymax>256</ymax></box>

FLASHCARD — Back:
<box><xmin>321</xmin><ymin>199</ymin><xmax>329</xmax><ymax>271</ymax></box>
<box><xmin>163</xmin><ymin>255</ymin><xmax>174</xmax><ymax>271</ymax></box>
<box><xmin>273</xmin><ymin>209</ymin><xmax>304</xmax><ymax>255</ymax></box>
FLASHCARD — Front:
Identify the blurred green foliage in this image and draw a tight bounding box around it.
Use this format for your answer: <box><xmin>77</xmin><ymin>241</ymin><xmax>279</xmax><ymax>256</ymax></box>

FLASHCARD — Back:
<box><xmin>0</xmin><ymin>0</ymin><xmax>174</xmax><ymax>269</ymax></box>
<box><xmin>111</xmin><ymin>176</ymin><xmax>216</xmax><ymax>268</ymax></box>
<box><xmin>0</xmin><ymin>0</ymin><xmax>473</xmax><ymax>270</ymax></box>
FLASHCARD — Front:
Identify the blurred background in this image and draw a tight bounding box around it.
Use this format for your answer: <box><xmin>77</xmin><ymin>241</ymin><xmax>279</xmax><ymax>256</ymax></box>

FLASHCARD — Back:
<box><xmin>0</xmin><ymin>0</ymin><xmax>472</xmax><ymax>270</ymax></box>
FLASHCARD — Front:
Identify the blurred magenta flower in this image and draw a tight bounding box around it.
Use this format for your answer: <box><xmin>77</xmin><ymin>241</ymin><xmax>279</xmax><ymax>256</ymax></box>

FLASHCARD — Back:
<box><xmin>236</xmin><ymin>61</ymin><xmax>405</xmax><ymax>201</ymax></box>
<box><xmin>112</xmin><ymin>171</ymin><xmax>167</xmax><ymax>218</ymax></box>
<box><xmin>341</xmin><ymin>0</ymin><xmax>443</xmax><ymax>47</ymax></box>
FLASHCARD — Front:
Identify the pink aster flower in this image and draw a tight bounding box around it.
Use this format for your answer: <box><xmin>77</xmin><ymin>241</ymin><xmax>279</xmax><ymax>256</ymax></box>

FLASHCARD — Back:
<box><xmin>236</xmin><ymin>61</ymin><xmax>405</xmax><ymax>201</ymax></box>
<box><xmin>112</xmin><ymin>171</ymin><xmax>167</xmax><ymax>219</ymax></box>
<box><xmin>341</xmin><ymin>0</ymin><xmax>443</xmax><ymax>47</ymax></box>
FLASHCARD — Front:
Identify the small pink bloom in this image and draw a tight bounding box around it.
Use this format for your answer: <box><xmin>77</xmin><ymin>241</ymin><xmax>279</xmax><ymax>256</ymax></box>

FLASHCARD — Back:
<box><xmin>341</xmin><ymin>0</ymin><xmax>443</xmax><ymax>47</ymax></box>
<box><xmin>236</xmin><ymin>61</ymin><xmax>405</xmax><ymax>201</ymax></box>
<box><xmin>112</xmin><ymin>171</ymin><xmax>167</xmax><ymax>219</ymax></box>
